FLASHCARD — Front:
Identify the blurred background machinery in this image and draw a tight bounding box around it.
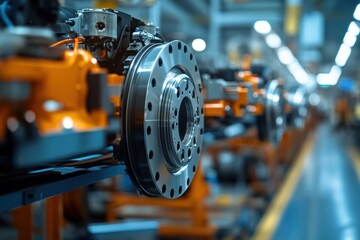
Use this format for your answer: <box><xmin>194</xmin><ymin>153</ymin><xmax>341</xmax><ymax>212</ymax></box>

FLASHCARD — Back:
<box><xmin>1</xmin><ymin>0</ymin><xmax>360</xmax><ymax>240</ymax></box>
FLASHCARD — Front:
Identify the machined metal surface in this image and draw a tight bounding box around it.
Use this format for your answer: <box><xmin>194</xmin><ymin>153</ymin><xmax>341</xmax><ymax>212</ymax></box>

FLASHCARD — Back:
<box><xmin>264</xmin><ymin>80</ymin><xmax>286</xmax><ymax>145</ymax></box>
<box><xmin>286</xmin><ymin>87</ymin><xmax>308</xmax><ymax>128</ymax></box>
<box><xmin>70</xmin><ymin>9</ymin><xmax>118</xmax><ymax>39</ymax></box>
<box><xmin>122</xmin><ymin>40</ymin><xmax>204</xmax><ymax>198</ymax></box>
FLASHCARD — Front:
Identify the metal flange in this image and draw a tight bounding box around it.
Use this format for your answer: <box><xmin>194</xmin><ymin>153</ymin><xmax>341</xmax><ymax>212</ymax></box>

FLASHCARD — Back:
<box><xmin>264</xmin><ymin>79</ymin><xmax>286</xmax><ymax>145</ymax></box>
<box><xmin>121</xmin><ymin>40</ymin><xmax>204</xmax><ymax>198</ymax></box>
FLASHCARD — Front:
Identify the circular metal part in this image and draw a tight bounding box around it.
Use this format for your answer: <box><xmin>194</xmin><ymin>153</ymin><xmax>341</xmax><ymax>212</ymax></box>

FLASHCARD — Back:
<box><xmin>121</xmin><ymin>40</ymin><xmax>204</xmax><ymax>199</ymax></box>
<box><xmin>264</xmin><ymin>80</ymin><xmax>286</xmax><ymax>145</ymax></box>
<box><xmin>286</xmin><ymin>87</ymin><xmax>308</xmax><ymax>128</ymax></box>
<box><xmin>70</xmin><ymin>9</ymin><xmax>118</xmax><ymax>39</ymax></box>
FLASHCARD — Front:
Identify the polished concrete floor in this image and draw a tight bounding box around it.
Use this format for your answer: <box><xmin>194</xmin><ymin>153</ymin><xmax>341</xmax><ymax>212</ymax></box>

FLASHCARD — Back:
<box><xmin>273</xmin><ymin>124</ymin><xmax>360</xmax><ymax>240</ymax></box>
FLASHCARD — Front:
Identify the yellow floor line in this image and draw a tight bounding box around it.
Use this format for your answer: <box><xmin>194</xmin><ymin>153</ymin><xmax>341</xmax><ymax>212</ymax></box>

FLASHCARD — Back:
<box><xmin>253</xmin><ymin>135</ymin><xmax>315</xmax><ymax>240</ymax></box>
<box><xmin>347</xmin><ymin>146</ymin><xmax>360</xmax><ymax>180</ymax></box>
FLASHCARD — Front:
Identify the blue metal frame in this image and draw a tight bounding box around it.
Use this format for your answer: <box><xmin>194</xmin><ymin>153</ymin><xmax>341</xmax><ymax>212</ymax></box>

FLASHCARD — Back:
<box><xmin>0</xmin><ymin>156</ymin><xmax>126</xmax><ymax>212</ymax></box>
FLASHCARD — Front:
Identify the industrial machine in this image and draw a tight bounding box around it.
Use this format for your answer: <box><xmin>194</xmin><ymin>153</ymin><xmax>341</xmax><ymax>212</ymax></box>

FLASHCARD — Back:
<box><xmin>0</xmin><ymin>0</ymin><xmax>204</xmax><ymax>201</ymax></box>
<box><xmin>202</xmin><ymin>67</ymin><xmax>286</xmax><ymax>145</ymax></box>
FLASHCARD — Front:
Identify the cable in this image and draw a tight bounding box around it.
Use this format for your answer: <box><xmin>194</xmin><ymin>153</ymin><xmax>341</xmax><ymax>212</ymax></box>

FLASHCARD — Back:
<box><xmin>50</xmin><ymin>37</ymin><xmax>84</xmax><ymax>51</ymax></box>
<box><xmin>0</xmin><ymin>1</ymin><xmax>14</xmax><ymax>27</ymax></box>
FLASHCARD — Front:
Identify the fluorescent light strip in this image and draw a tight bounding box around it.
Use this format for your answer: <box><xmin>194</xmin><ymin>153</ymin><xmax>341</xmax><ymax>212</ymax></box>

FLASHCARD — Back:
<box><xmin>265</xmin><ymin>33</ymin><xmax>282</xmax><ymax>48</ymax></box>
<box><xmin>277</xmin><ymin>46</ymin><xmax>295</xmax><ymax>65</ymax></box>
<box><xmin>348</xmin><ymin>21</ymin><xmax>360</xmax><ymax>36</ymax></box>
<box><xmin>254</xmin><ymin>20</ymin><xmax>272</xmax><ymax>34</ymax></box>
<box><xmin>353</xmin><ymin>4</ymin><xmax>360</xmax><ymax>21</ymax></box>
<box><xmin>316</xmin><ymin>65</ymin><xmax>341</xmax><ymax>86</ymax></box>
<box><xmin>343</xmin><ymin>31</ymin><xmax>357</xmax><ymax>47</ymax></box>
<box><xmin>254</xmin><ymin>21</ymin><xmax>311</xmax><ymax>85</ymax></box>
<box><xmin>335</xmin><ymin>43</ymin><xmax>352</xmax><ymax>67</ymax></box>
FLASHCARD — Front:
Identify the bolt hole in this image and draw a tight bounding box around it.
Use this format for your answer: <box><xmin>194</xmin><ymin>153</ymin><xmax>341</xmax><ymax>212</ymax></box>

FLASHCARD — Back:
<box><xmin>172</xmin><ymin>122</ymin><xmax>175</xmax><ymax>129</ymax></box>
<box><xmin>174</xmin><ymin>109</ymin><xmax>178</xmax><ymax>117</ymax></box>
<box><xmin>169</xmin><ymin>45</ymin><xmax>173</xmax><ymax>54</ymax></box>
<box><xmin>149</xmin><ymin>150</ymin><xmax>154</xmax><ymax>159</ymax></box>
<box><xmin>181</xmin><ymin>150</ymin><xmax>185</xmax><ymax>160</ymax></box>
<box><xmin>188</xmin><ymin>149</ymin><xmax>191</xmax><ymax>158</ymax></box>
<box><xmin>148</xmin><ymin>102</ymin><xmax>152</xmax><ymax>111</ymax></box>
<box><xmin>95</xmin><ymin>21</ymin><xmax>105</xmax><ymax>31</ymax></box>
<box><xmin>185</xmin><ymin>82</ymin><xmax>189</xmax><ymax>90</ymax></box>
<box><xmin>178</xmin><ymin>185</ymin><xmax>183</xmax><ymax>194</ymax></box>
<box><xmin>177</xmin><ymin>142</ymin><xmax>180</xmax><ymax>150</ymax></box>
<box><xmin>187</xmin><ymin>178</ymin><xmax>190</xmax><ymax>186</ymax></box>
<box><xmin>158</xmin><ymin>58</ymin><xmax>163</xmax><ymax>67</ymax></box>
<box><xmin>192</xmin><ymin>90</ymin><xmax>195</xmax><ymax>98</ymax></box>
<box><xmin>177</xmin><ymin>87</ymin><xmax>180</xmax><ymax>98</ymax></box>
<box><xmin>193</xmin><ymin>165</ymin><xmax>196</xmax><ymax>172</ymax></box>
<box><xmin>197</xmin><ymin>147</ymin><xmax>200</xmax><ymax>154</ymax></box>
<box><xmin>162</xmin><ymin>184</ymin><xmax>166</xmax><ymax>193</ymax></box>
<box><xmin>195</xmin><ymin>65</ymin><xmax>198</xmax><ymax>72</ymax></box>
<box><xmin>151</xmin><ymin>78</ymin><xmax>156</xmax><ymax>87</ymax></box>
<box><xmin>155</xmin><ymin>172</ymin><xmax>160</xmax><ymax>181</ymax></box>
<box><xmin>190</xmin><ymin>53</ymin><xmax>193</xmax><ymax>60</ymax></box>
<box><xmin>178</xmin><ymin>42</ymin><xmax>182</xmax><ymax>50</ymax></box>
<box><xmin>193</xmin><ymin>137</ymin><xmax>196</xmax><ymax>145</ymax></box>
<box><xmin>147</xmin><ymin>126</ymin><xmax>151</xmax><ymax>135</ymax></box>
<box><xmin>170</xmin><ymin>188</ymin><xmax>174</xmax><ymax>198</ymax></box>
<box><xmin>200</xmin><ymin>128</ymin><xmax>203</xmax><ymax>135</ymax></box>
<box><xmin>184</xmin><ymin>45</ymin><xmax>187</xmax><ymax>53</ymax></box>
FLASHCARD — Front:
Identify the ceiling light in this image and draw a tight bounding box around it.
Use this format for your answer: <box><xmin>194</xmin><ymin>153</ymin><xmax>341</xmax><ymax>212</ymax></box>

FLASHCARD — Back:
<box><xmin>329</xmin><ymin>65</ymin><xmax>342</xmax><ymax>80</ymax></box>
<box><xmin>353</xmin><ymin>4</ymin><xmax>360</xmax><ymax>21</ymax></box>
<box><xmin>348</xmin><ymin>21</ymin><xmax>360</xmax><ymax>36</ymax></box>
<box><xmin>254</xmin><ymin>20</ymin><xmax>271</xmax><ymax>34</ymax></box>
<box><xmin>191</xmin><ymin>38</ymin><xmax>206</xmax><ymax>52</ymax></box>
<box><xmin>343</xmin><ymin>31</ymin><xmax>357</xmax><ymax>47</ymax></box>
<box><xmin>335</xmin><ymin>43</ymin><xmax>352</xmax><ymax>67</ymax></box>
<box><xmin>265</xmin><ymin>33</ymin><xmax>282</xmax><ymax>48</ymax></box>
<box><xmin>288</xmin><ymin>60</ymin><xmax>310</xmax><ymax>84</ymax></box>
<box><xmin>277</xmin><ymin>46</ymin><xmax>295</xmax><ymax>65</ymax></box>
<box><xmin>316</xmin><ymin>65</ymin><xmax>341</xmax><ymax>86</ymax></box>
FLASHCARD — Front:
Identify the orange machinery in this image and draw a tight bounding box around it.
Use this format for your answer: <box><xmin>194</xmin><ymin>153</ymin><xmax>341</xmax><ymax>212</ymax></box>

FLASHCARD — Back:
<box><xmin>1</xmin><ymin>4</ymin><xmax>205</xmax><ymax>239</ymax></box>
<box><xmin>0</xmin><ymin>5</ymin><xmax>205</xmax><ymax>199</ymax></box>
<box><xmin>0</xmin><ymin>31</ymin><xmax>109</xmax><ymax>168</ymax></box>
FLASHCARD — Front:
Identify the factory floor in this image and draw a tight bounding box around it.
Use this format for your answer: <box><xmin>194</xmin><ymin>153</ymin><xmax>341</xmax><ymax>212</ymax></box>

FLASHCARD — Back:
<box><xmin>255</xmin><ymin>123</ymin><xmax>360</xmax><ymax>240</ymax></box>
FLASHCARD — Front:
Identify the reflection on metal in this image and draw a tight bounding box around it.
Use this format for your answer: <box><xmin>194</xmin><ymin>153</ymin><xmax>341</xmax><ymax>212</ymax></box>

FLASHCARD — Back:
<box><xmin>122</xmin><ymin>41</ymin><xmax>204</xmax><ymax>198</ymax></box>
<box><xmin>286</xmin><ymin>87</ymin><xmax>308</xmax><ymax>128</ymax></box>
<box><xmin>69</xmin><ymin>9</ymin><xmax>118</xmax><ymax>39</ymax></box>
<box><xmin>264</xmin><ymin>80</ymin><xmax>286</xmax><ymax>145</ymax></box>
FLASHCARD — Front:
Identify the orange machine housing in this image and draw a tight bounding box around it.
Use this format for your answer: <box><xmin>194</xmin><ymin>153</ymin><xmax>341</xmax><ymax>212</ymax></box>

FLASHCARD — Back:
<box><xmin>0</xmin><ymin>49</ymin><xmax>108</xmax><ymax>140</ymax></box>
